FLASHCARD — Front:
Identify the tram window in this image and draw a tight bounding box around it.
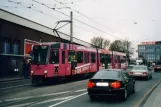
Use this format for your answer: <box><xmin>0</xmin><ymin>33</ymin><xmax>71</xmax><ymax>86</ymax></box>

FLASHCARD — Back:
<box><xmin>68</xmin><ymin>51</ymin><xmax>76</xmax><ymax>62</ymax></box>
<box><xmin>84</xmin><ymin>52</ymin><xmax>89</xmax><ymax>63</ymax></box>
<box><xmin>100</xmin><ymin>53</ymin><xmax>104</xmax><ymax>63</ymax></box>
<box><xmin>62</xmin><ymin>51</ymin><xmax>65</xmax><ymax>64</ymax></box>
<box><xmin>107</xmin><ymin>55</ymin><xmax>111</xmax><ymax>63</ymax></box>
<box><xmin>77</xmin><ymin>51</ymin><xmax>83</xmax><ymax>63</ymax></box>
<box><xmin>50</xmin><ymin>49</ymin><xmax>59</xmax><ymax>64</ymax></box>
<box><xmin>91</xmin><ymin>53</ymin><xmax>96</xmax><ymax>63</ymax></box>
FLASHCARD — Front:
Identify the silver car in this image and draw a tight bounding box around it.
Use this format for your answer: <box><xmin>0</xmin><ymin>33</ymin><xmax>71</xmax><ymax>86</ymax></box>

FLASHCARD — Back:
<box><xmin>129</xmin><ymin>65</ymin><xmax>152</xmax><ymax>80</ymax></box>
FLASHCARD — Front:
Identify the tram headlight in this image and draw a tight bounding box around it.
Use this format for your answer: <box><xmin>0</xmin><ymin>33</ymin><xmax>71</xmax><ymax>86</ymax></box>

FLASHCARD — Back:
<box><xmin>30</xmin><ymin>71</ymin><xmax>34</xmax><ymax>76</ymax></box>
<box><xmin>44</xmin><ymin>70</ymin><xmax>48</xmax><ymax>74</ymax></box>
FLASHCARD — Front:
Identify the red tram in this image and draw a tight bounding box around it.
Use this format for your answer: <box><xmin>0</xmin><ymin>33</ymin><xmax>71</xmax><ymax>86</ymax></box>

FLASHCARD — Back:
<box><xmin>30</xmin><ymin>42</ymin><xmax>127</xmax><ymax>84</ymax></box>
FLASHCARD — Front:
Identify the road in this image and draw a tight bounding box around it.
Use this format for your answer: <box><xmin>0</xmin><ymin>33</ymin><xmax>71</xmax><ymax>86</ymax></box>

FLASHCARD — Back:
<box><xmin>0</xmin><ymin>71</ymin><xmax>161</xmax><ymax>107</ymax></box>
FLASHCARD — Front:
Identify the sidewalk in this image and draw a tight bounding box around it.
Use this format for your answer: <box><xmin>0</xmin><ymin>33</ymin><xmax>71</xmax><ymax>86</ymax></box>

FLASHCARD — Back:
<box><xmin>0</xmin><ymin>76</ymin><xmax>30</xmax><ymax>82</ymax></box>
<box><xmin>143</xmin><ymin>82</ymin><xmax>161</xmax><ymax>107</ymax></box>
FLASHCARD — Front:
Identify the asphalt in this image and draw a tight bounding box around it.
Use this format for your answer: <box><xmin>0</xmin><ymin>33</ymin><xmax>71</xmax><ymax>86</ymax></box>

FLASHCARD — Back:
<box><xmin>0</xmin><ymin>70</ymin><xmax>161</xmax><ymax>107</ymax></box>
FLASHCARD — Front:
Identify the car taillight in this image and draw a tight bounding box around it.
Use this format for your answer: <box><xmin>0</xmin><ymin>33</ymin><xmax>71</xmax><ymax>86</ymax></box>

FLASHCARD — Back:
<box><xmin>154</xmin><ymin>66</ymin><xmax>157</xmax><ymax>69</ymax></box>
<box><xmin>110</xmin><ymin>81</ymin><xmax>121</xmax><ymax>89</ymax></box>
<box><xmin>143</xmin><ymin>72</ymin><xmax>147</xmax><ymax>75</ymax></box>
<box><xmin>130</xmin><ymin>72</ymin><xmax>133</xmax><ymax>75</ymax></box>
<box><xmin>88</xmin><ymin>81</ymin><xmax>95</xmax><ymax>88</ymax></box>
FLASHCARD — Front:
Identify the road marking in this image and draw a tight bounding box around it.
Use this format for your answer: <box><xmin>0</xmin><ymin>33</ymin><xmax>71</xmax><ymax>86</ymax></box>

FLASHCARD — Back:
<box><xmin>36</xmin><ymin>96</ymin><xmax>73</xmax><ymax>105</ymax></box>
<box><xmin>48</xmin><ymin>92</ymin><xmax>87</xmax><ymax>107</ymax></box>
<box><xmin>0</xmin><ymin>84</ymin><xmax>30</xmax><ymax>90</ymax></box>
<box><xmin>74</xmin><ymin>89</ymin><xmax>87</xmax><ymax>92</ymax></box>
<box><xmin>134</xmin><ymin>78</ymin><xmax>161</xmax><ymax>107</ymax></box>
<box><xmin>6</xmin><ymin>102</ymin><xmax>34</xmax><ymax>107</ymax></box>
<box><xmin>5</xmin><ymin>91</ymin><xmax>71</xmax><ymax>102</ymax></box>
<box><xmin>0</xmin><ymin>100</ymin><xmax>2</xmax><ymax>103</ymax></box>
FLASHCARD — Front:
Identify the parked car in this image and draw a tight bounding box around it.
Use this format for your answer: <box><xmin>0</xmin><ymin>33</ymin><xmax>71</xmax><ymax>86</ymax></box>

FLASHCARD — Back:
<box><xmin>87</xmin><ymin>69</ymin><xmax>135</xmax><ymax>101</ymax></box>
<box><xmin>154</xmin><ymin>61</ymin><xmax>161</xmax><ymax>72</ymax></box>
<box><xmin>129</xmin><ymin>65</ymin><xmax>152</xmax><ymax>80</ymax></box>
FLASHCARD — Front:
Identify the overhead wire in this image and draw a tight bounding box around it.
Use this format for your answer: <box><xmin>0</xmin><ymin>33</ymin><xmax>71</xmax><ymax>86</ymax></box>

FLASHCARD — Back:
<box><xmin>52</xmin><ymin>0</ymin><xmax>139</xmax><ymax>43</ymax></box>
<box><xmin>8</xmin><ymin>0</ymin><xmax>138</xmax><ymax>44</ymax></box>
<box><xmin>32</xmin><ymin>0</ymin><xmax>123</xmax><ymax>40</ymax></box>
<box><xmin>8</xmin><ymin>0</ymin><xmax>60</xmax><ymax>20</ymax></box>
<box><xmin>52</xmin><ymin>0</ymin><xmax>115</xmax><ymax>33</ymax></box>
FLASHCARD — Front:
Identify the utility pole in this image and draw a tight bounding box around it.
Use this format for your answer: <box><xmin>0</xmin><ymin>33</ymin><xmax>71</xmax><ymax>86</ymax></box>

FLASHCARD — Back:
<box><xmin>70</xmin><ymin>11</ymin><xmax>73</xmax><ymax>43</ymax></box>
<box><xmin>126</xmin><ymin>40</ymin><xmax>128</xmax><ymax>66</ymax></box>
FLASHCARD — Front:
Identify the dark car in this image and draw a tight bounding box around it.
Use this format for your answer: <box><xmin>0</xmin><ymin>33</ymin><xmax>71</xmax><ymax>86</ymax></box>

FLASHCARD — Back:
<box><xmin>154</xmin><ymin>61</ymin><xmax>161</xmax><ymax>72</ymax></box>
<box><xmin>87</xmin><ymin>69</ymin><xmax>135</xmax><ymax>101</ymax></box>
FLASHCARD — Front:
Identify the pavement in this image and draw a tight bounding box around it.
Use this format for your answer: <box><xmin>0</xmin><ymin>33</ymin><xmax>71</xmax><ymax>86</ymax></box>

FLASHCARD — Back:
<box><xmin>143</xmin><ymin>74</ymin><xmax>161</xmax><ymax>107</ymax></box>
<box><xmin>0</xmin><ymin>77</ymin><xmax>23</xmax><ymax>82</ymax></box>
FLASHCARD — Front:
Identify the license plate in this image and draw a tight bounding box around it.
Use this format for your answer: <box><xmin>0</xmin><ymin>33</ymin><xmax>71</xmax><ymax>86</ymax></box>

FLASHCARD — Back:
<box><xmin>96</xmin><ymin>82</ymin><xmax>109</xmax><ymax>87</ymax></box>
<box><xmin>134</xmin><ymin>72</ymin><xmax>142</xmax><ymax>74</ymax></box>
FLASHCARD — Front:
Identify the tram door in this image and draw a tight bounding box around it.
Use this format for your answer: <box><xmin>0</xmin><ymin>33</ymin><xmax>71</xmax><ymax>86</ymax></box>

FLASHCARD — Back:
<box><xmin>68</xmin><ymin>51</ymin><xmax>77</xmax><ymax>75</ymax></box>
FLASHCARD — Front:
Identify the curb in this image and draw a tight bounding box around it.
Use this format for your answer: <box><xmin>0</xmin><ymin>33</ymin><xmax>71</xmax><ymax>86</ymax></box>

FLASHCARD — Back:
<box><xmin>139</xmin><ymin>79</ymin><xmax>161</xmax><ymax>107</ymax></box>
<box><xmin>134</xmin><ymin>78</ymin><xmax>161</xmax><ymax>107</ymax></box>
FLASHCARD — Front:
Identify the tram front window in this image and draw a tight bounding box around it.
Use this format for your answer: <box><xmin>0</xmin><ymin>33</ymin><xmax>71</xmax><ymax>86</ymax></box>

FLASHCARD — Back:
<box><xmin>32</xmin><ymin>45</ymin><xmax>49</xmax><ymax>65</ymax></box>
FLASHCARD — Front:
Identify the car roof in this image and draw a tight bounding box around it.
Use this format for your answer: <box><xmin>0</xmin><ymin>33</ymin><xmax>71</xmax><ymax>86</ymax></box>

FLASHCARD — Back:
<box><xmin>101</xmin><ymin>69</ymin><xmax>123</xmax><ymax>72</ymax></box>
<box><xmin>133</xmin><ymin>65</ymin><xmax>147</xmax><ymax>67</ymax></box>
<box><xmin>92</xmin><ymin>69</ymin><xmax>122</xmax><ymax>80</ymax></box>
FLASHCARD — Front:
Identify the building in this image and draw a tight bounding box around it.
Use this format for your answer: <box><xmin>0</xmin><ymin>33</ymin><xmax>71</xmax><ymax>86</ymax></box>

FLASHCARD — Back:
<box><xmin>138</xmin><ymin>41</ymin><xmax>161</xmax><ymax>63</ymax></box>
<box><xmin>0</xmin><ymin>9</ymin><xmax>92</xmax><ymax>78</ymax></box>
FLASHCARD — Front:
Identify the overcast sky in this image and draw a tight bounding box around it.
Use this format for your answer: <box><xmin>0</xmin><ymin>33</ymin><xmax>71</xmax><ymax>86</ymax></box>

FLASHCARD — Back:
<box><xmin>1</xmin><ymin>0</ymin><xmax>161</xmax><ymax>57</ymax></box>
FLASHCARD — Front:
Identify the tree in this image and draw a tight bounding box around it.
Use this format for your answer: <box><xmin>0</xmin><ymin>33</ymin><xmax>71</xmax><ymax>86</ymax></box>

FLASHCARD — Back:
<box><xmin>122</xmin><ymin>40</ymin><xmax>134</xmax><ymax>63</ymax></box>
<box><xmin>90</xmin><ymin>36</ymin><xmax>110</xmax><ymax>48</ymax></box>
<box><xmin>109</xmin><ymin>39</ymin><xmax>134</xmax><ymax>63</ymax></box>
<box><xmin>109</xmin><ymin>40</ymin><xmax>123</xmax><ymax>52</ymax></box>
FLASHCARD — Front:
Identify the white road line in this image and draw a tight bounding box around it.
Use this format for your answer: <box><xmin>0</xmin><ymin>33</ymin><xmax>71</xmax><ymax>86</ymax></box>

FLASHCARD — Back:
<box><xmin>5</xmin><ymin>91</ymin><xmax>71</xmax><ymax>102</ymax></box>
<box><xmin>0</xmin><ymin>84</ymin><xmax>30</xmax><ymax>90</ymax></box>
<box><xmin>36</xmin><ymin>96</ymin><xmax>73</xmax><ymax>105</ymax></box>
<box><xmin>6</xmin><ymin>102</ymin><xmax>34</xmax><ymax>107</ymax></box>
<box><xmin>48</xmin><ymin>92</ymin><xmax>87</xmax><ymax>107</ymax></box>
<box><xmin>74</xmin><ymin>89</ymin><xmax>87</xmax><ymax>92</ymax></box>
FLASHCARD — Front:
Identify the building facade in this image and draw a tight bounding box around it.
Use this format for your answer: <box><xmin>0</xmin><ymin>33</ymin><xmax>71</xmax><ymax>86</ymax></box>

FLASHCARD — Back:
<box><xmin>138</xmin><ymin>41</ymin><xmax>161</xmax><ymax>63</ymax></box>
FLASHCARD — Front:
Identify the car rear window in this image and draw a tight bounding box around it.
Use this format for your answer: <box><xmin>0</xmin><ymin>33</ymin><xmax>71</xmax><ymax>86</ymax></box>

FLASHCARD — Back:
<box><xmin>132</xmin><ymin>66</ymin><xmax>147</xmax><ymax>70</ymax></box>
<box><xmin>92</xmin><ymin>70</ymin><xmax>120</xmax><ymax>79</ymax></box>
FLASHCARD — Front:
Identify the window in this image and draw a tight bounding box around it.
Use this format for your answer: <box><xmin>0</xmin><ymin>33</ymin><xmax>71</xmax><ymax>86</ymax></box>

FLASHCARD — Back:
<box><xmin>123</xmin><ymin>71</ymin><xmax>130</xmax><ymax>78</ymax></box>
<box><xmin>3</xmin><ymin>38</ymin><xmax>11</xmax><ymax>54</ymax></box>
<box><xmin>91</xmin><ymin>52</ymin><xmax>96</xmax><ymax>63</ymax></box>
<box><xmin>49</xmin><ymin>49</ymin><xmax>59</xmax><ymax>64</ymax></box>
<box><xmin>84</xmin><ymin>52</ymin><xmax>89</xmax><ymax>63</ymax></box>
<box><xmin>132</xmin><ymin>66</ymin><xmax>147</xmax><ymax>70</ymax></box>
<box><xmin>100</xmin><ymin>54</ymin><xmax>104</xmax><ymax>63</ymax></box>
<box><xmin>121</xmin><ymin>72</ymin><xmax>129</xmax><ymax>81</ymax></box>
<box><xmin>68</xmin><ymin>51</ymin><xmax>76</xmax><ymax>62</ymax></box>
<box><xmin>13</xmin><ymin>40</ymin><xmax>20</xmax><ymax>55</ymax></box>
<box><xmin>100</xmin><ymin>54</ymin><xmax>111</xmax><ymax>64</ymax></box>
<box><xmin>62</xmin><ymin>51</ymin><xmax>65</xmax><ymax>64</ymax></box>
<box><xmin>93</xmin><ymin>70</ymin><xmax>120</xmax><ymax>79</ymax></box>
<box><xmin>77</xmin><ymin>51</ymin><xmax>83</xmax><ymax>63</ymax></box>
<box><xmin>32</xmin><ymin>46</ymin><xmax>49</xmax><ymax>64</ymax></box>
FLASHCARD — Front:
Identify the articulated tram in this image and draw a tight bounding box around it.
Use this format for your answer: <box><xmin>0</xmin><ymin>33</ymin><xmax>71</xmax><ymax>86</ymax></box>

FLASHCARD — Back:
<box><xmin>30</xmin><ymin>42</ymin><xmax>127</xmax><ymax>84</ymax></box>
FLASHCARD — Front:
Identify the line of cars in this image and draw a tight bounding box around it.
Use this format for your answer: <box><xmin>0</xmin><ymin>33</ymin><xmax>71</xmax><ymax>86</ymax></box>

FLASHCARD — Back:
<box><xmin>86</xmin><ymin>65</ymin><xmax>153</xmax><ymax>102</ymax></box>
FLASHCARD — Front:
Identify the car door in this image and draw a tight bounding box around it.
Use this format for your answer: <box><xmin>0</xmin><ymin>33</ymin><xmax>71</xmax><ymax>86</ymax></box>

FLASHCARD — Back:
<box><xmin>122</xmin><ymin>71</ymin><xmax>134</xmax><ymax>93</ymax></box>
<box><xmin>148</xmin><ymin>67</ymin><xmax>152</xmax><ymax>76</ymax></box>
